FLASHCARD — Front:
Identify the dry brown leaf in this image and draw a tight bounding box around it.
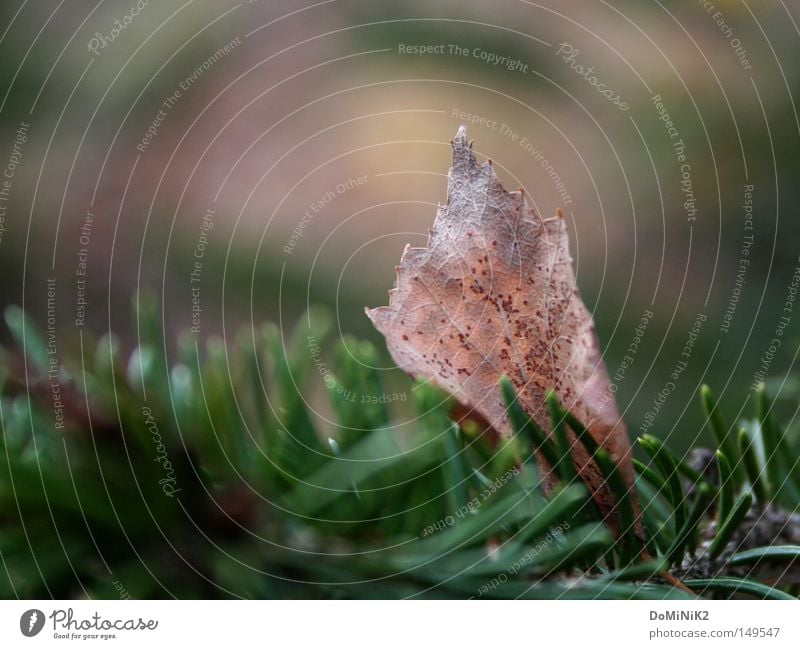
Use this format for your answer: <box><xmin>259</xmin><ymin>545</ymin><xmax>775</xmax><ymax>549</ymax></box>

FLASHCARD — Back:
<box><xmin>367</xmin><ymin>126</ymin><xmax>640</xmax><ymax>533</ymax></box>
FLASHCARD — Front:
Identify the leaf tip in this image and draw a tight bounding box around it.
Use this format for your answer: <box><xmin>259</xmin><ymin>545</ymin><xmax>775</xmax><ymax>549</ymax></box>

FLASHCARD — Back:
<box><xmin>451</xmin><ymin>125</ymin><xmax>477</xmax><ymax>170</ymax></box>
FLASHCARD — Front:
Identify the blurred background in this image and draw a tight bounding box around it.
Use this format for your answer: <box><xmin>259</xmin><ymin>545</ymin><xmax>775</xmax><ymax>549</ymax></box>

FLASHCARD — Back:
<box><xmin>1</xmin><ymin>0</ymin><xmax>799</xmax><ymax>452</ymax></box>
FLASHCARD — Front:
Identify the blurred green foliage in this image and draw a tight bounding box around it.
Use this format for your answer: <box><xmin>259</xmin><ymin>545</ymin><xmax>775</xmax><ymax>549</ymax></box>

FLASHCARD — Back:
<box><xmin>1</xmin><ymin>302</ymin><xmax>798</xmax><ymax>598</ymax></box>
